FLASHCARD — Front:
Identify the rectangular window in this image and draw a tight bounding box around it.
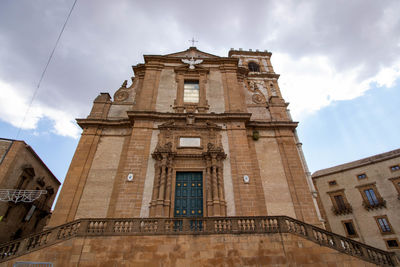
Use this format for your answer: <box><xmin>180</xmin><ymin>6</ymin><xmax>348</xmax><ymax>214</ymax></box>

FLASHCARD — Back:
<box><xmin>385</xmin><ymin>239</ymin><xmax>399</xmax><ymax>249</ymax></box>
<box><xmin>364</xmin><ymin>188</ymin><xmax>379</xmax><ymax>205</ymax></box>
<box><xmin>342</xmin><ymin>220</ymin><xmax>357</xmax><ymax>237</ymax></box>
<box><xmin>389</xmin><ymin>177</ymin><xmax>400</xmax><ymax>196</ymax></box>
<box><xmin>357</xmin><ymin>184</ymin><xmax>386</xmax><ymax>210</ymax></box>
<box><xmin>357</xmin><ymin>173</ymin><xmax>367</xmax><ymax>179</ymax></box>
<box><xmin>334</xmin><ymin>195</ymin><xmax>346</xmax><ymax>210</ymax></box>
<box><xmin>375</xmin><ymin>215</ymin><xmax>394</xmax><ymax>234</ymax></box>
<box><xmin>378</xmin><ymin>218</ymin><xmax>391</xmax><ymax>232</ymax></box>
<box><xmin>328</xmin><ymin>180</ymin><xmax>337</xmax><ymax>186</ymax></box>
<box><xmin>328</xmin><ymin>190</ymin><xmax>352</xmax><ymax>215</ymax></box>
<box><xmin>183</xmin><ymin>80</ymin><xmax>199</xmax><ymax>103</ymax></box>
<box><xmin>390</xmin><ymin>165</ymin><xmax>400</xmax><ymax>171</ymax></box>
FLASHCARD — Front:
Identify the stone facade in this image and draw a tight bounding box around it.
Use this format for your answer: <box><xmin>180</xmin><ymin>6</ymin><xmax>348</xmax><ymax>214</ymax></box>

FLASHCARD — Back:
<box><xmin>0</xmin><ymin>138</ymin><xmax>60</xmax><ymax>243</ymax></box>
<box><xmin>5</xmin><ymin>48</ymin><xmax>399</xmax><ymax>266</ymax></box>
<box><xmin>2</xmin><ymin>233</ymin><xmax>378</xmax><ymax>267</ymax></box>
<box><xmin>313</xmin><ymin>149</ymin><xmax>400</xmax><ymax>255</ymax></box>
<box><xmin>48</xmin><ymin>47</ymin><xmax>322</xmax><ymax>228</ymax></box>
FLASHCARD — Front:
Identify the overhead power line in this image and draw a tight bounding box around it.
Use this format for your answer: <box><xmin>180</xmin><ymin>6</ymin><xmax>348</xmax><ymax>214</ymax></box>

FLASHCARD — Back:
<box><xmin>16</xmin><ymin>0</ymin><xmax>78</xmax><ymax>139</ymax></box>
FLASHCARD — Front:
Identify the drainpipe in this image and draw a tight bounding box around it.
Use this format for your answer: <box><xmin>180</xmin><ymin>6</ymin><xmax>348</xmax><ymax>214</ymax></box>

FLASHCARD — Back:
<box><xmin>287</xmin><ymin>109</ymin><xmax>325</xmax><ymax>227</ymax></box>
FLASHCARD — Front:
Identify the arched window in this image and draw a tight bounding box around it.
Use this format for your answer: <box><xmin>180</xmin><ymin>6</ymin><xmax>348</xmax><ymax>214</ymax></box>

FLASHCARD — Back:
<box><xmin>248</xmin><ymin>62</ymin><xmax>260</xmax><ymax>72</ymax></box>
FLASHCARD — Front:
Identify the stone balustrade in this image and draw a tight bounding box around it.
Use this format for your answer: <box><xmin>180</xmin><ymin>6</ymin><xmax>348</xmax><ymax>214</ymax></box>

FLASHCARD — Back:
<box><xmin>0</xmin><ymin>216</ymin><xmax>397</xmax><ymax>266</ymax></box>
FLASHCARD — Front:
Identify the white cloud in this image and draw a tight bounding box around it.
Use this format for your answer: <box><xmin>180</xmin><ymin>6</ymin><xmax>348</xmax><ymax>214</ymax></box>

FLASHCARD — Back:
<box><xmin>0</xmin><ymin>0</ymin><xmax>399</xmax><ymax>140</ymax></box>
<box><xmin>0</xmin><ymin>80</ymin><xmax>80</xmax><ymax>138</ymax></box>
<box><xmin>273</xmin><ymin>53</ymin><xmax>400</xmax><ymax>119</ymax></box>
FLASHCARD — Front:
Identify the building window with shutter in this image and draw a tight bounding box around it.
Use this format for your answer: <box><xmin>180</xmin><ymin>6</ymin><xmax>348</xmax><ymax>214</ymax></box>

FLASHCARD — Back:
<box><xmin>385</xmin><ymin>238</ymin><xmax>399</xmax><ymax>249</ymax></box>
<box><xmin>342</xmin><ymin>220</ymin><xmax>358</xmax><ymax>238</ymax></box>
<box><xmin>356</xmin><ymin>183</ymin><xmax>386</xmax><ymax>211</ymax></box>
<box><xmin>375</xmin><ymin>215</ymin><xmax>394</xmax><ymax>234</ymax></box>
<box><xmin>389</xmin><ymin>177</ymin><xmax>400</xmax><ymax>199</ymax></box>
<box><xmin>328</xmin><ymin>189</ymin><xmax>352</xmax><ymax>215</ymax></box>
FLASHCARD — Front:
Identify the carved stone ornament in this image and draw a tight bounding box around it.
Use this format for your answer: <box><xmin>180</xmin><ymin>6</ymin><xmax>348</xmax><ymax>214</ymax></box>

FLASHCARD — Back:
<box><xmin>181</xmin><ymin>57</ymin><xmax>203</xmax><ymax>69</ymax></box>
<box><xmin>154</xmin><ymin>142</ymin><xmax>173</xmax><ymax>153</ymax></box>
<box><xmin>114</xmin><ymin>91</ymin><xmax>129</xmax><ymax>102</ymax></box>
<box><xmin>247</xmin><ymin>80</ymin><xmax>267</xmax><ymax>104</ymax></box>
<box><xmin>252</xmin><ymin>93</ymin><xmax>265</xmax><ymax>104</ymax></box>
<box><xmin>113</xmin><ymin>80</ymin><xmax>130</xmax><ymax>102</ymax></box>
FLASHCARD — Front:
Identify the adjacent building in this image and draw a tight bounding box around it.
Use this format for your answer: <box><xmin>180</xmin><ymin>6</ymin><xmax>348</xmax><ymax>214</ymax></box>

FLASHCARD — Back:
<box><xmin>313</xmin><ymin>149</ymin><xmax>400</xmax><ymax>254</ymax></box>
<box><xmin>0</xmin><ymin>138</ymin><xmax>60</xmax><ymax>243</ymax></box>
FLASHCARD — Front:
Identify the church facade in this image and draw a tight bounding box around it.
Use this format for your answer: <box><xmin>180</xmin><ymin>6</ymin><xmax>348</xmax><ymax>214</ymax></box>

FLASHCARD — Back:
<box><xmin>49</xmin><ymin>47</ymin><xmax>320</xmax><ymax>227</ymax></box>
<box><xmin>1</xmin><ymin>48</ymin><xmax>397</xmax><ymax>266</ymax></box>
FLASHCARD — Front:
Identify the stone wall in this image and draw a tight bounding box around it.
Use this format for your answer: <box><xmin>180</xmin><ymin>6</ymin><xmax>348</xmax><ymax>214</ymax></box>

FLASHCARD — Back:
<box><xmin>2</xmin><ymin>233</ymin><xmax>378</xmax><ymax>267</ymax></box>
<box><xmin>254</xmin><ymin>130</ymin><xmax>296</xmax><ymax>217</ymax></box>
<box><xmin>314</xmin><ymin>153</ymin><xmax>400</xmax><ymax>252</ymax></box>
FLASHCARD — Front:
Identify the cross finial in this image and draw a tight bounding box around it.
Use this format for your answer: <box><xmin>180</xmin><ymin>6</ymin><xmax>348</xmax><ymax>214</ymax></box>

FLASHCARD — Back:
<box><xmin>189</xmin><ymin>37</ymin><xmax>198</xmax><ymax>47</ymax></box>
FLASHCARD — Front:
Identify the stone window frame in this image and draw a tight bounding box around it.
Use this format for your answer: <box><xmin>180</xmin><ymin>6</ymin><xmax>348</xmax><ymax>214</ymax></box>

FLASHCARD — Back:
<box><xmin>174</xmin><ymin>68</ymin><xmax>209</xmax><ymax>113</ymax></box>
<box><xmin>183</xmin><ymin>80</ymin><xmax>200</xmax><ymax>103</ymax></box>
<box><xmin>389</xmin><ymin>177</ymin><xmax>400</xmax><ymax>198</ymax></box>
<box><xmin>356</xmin><ymin>182</ymin><xmax>386</xmax><ymax>211</ymax></box>
<box><xmin>328</xmin><ymin>180</ymin><xmax>337</xmax><ymax>186</ymax></box>
<box><xmin>356</xmin><ymin>173</ymin><xmax>367</xmax><ymax>180</ymax></box>
<box><xmin>389</xmin><ymin>164</ymin><xmax>400</xmax><ymax>172</ymax></box>
<box><xmin>341</xmin><ymin>219</ymin><xmax>358</xmax><ymax>238</ymax></box>
<box><xmin>248</xmin><ymin>61</ymin><xmax>260</xmax><ymax>72</ymax></box>
<box><xmin>384</xmin><ymin>238</ymin><xmax>400</xmax><ymax>250</ymax></box>
<box><xmin>327</xmin><ymin>189</ymin><xmax>352</xmax><ymax>215</ymax></box>
<box><xmin>374</xmin><ymin>215</ymin><xmax>395</xmax><ymax>235</ymax></box>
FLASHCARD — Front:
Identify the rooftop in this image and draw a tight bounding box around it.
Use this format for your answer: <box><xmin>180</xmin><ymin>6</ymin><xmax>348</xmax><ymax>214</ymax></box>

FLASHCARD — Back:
<box><xmin>312</xmin><ymin>148</ymin><xmax>400</xmax><ymax>178</ymax></box>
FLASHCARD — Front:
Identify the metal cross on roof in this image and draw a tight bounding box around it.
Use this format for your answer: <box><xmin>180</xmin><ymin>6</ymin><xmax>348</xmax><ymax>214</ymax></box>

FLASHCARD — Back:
<box><xmin>189</xmin><ymin>37</ymin><xmax>198</xmax><ymax>47</ymax></box>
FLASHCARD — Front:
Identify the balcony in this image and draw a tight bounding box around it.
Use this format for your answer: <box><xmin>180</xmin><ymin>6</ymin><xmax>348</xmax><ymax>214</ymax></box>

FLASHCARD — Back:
<box><xmin>0</xmin><ymin>216</ymin><xmax>397</xmax><ymax>266</ymax></box>
<box><xmin>331</xmin><ymin>203</ymin><xmax>353</xmax><ymax>215</ymax></box>
<box><xmin>362</xmin><ymin>197</ymin><xmax>386</xmax><ymax>211</ymax></box>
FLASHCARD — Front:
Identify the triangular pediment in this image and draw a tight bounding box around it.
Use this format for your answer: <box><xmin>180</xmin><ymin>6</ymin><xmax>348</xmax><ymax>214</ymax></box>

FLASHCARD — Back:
<box><xmin>164</xmin><ymin>47</ymin><xmax>220</xmax><ymax>59</ymax></box>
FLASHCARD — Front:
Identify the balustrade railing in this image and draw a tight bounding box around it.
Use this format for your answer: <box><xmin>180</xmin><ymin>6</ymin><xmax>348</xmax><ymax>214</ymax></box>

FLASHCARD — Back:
<box><xmin>0</xmin><ymin>216</ymin><xmax>397</xmax><ymax>266</ymax></box>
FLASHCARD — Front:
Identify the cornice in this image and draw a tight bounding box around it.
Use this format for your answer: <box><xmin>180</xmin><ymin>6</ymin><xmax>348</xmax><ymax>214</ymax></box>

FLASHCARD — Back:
<box><xmin>76</xmin><ymin>118</ymin><xmax>131</xmax><ymax>129</ymax></box>
<box><xmin>142</xmin><ymin>55</ymin><xmax>237</xmax><ymax>65</ymax></box>
<box><xmin>248</xmin><ymin>73</ymin><xmax>280</xmax><ymax>79</ymax></box>
<box><xmin>77</xmin><ymin>113</ymin><xmax>299</xmax><ymax>130</ymax></box>
<box><xmin>127</xmin><ymin>111</ymin><xmax>252</xmax><ymax>123</ymax></box>
<box><xmin>312</xmin><ymin>148</ymin><xmax>400</xmax><ymax>179</ymax></box>
<box><xmin>229</xmin><ymin>50</ymin><xmax>272</xmax><ymax>57</ymax></box>
<box><xmin>247</xmin><ymin>120</ymin><xmax>298</xmax><ymax>129</ymax></box>
<box><xmin>174</xmin><ymin>65</ymin><xmax>210</xmax><ymax>74</ymax></box>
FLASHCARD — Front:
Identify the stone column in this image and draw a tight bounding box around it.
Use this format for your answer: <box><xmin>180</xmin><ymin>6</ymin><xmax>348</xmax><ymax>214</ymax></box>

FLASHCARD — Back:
<box><xmin>211</xmin><ymin>155</ymin><xmax>221</xmax><ymax>216</ymax></box>
<box><xmin>149</xmin><ymin>160</ymin><xmax>161</xmax><ymax>217</ymax></box>
<box><xmin>217</xmin><ymin>158</ymin><xmax>226</xmax><ymax>216</ymax></box>
<box><xmin>206</xmin><ymin>158</ymin><xmax>213</xmax><ymax>216</ymax></box>
<box><xmin>164</xmin><ymin>159</ymin><xmax>173</xmax><ymax>216</ymax></box>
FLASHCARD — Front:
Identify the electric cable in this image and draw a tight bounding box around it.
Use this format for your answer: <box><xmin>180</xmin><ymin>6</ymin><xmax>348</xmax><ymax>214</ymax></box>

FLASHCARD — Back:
<box><xmin>15</xmin><ymin>0</ymin><xmax>78</xmax><ymax>139</ymax></box>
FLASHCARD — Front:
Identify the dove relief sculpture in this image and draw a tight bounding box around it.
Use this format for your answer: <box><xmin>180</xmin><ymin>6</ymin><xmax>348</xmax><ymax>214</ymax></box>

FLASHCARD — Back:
<box><xmin>181</xmin><ymin>57</ymin><xmax>203</xmax><ymax>69</ymax></box>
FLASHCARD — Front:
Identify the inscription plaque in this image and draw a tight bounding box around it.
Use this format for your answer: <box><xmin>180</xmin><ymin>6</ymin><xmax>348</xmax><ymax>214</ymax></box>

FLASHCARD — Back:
<box><xmin>180</xmin><ymin>137</ymin><xmax>201</xmax><ymax>147</ymax></box>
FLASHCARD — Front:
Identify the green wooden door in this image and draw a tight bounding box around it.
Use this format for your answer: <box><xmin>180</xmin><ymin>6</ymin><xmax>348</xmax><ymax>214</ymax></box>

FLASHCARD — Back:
<box><xmin>174</xmin><ymin>172</ymin><xmax>203</xmax><ymax>217</ymax></box>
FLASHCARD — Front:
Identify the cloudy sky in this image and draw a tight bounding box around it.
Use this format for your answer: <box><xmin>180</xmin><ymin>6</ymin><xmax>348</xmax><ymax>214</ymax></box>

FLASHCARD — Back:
<box><xmin>1</xmin><ymin>0</ymin><xmax>400</xmax><ymax>186</ymax></box>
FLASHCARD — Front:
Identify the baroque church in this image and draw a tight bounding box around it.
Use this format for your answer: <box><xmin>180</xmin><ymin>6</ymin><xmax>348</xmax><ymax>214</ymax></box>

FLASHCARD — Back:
<box><xmin>0</xmin><ymin>47</ymin><xmax>397</xmax><ymax>266</ymax></box>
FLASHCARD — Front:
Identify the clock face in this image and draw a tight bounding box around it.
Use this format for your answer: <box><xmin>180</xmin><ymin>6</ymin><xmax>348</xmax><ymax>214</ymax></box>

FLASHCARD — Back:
<box><xmin>243</xmin><ymin>175</ymin><xmax>250</xmax><ymax>183</ymax></box>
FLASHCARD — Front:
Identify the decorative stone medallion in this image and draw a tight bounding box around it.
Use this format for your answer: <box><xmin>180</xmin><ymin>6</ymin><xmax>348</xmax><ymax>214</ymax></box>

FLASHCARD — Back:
<box><xmin>114</xmin><ymin>91</ymin><xmax>129</xmax><ymax>102</ymax></box>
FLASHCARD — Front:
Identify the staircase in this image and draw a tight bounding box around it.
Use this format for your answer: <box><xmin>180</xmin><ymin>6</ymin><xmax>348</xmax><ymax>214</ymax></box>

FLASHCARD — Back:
<box><xmin>0</xmin><ymin>216</ymin><xmax>398</xmax><ymax>266</ymax></box>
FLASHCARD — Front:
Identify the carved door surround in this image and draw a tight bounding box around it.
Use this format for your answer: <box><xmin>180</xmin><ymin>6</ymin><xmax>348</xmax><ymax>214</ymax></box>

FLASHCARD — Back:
<box><xmin>149</xmin><ymin>116</ymin><xmax>227</xmax><ymax>217</ymax></box>
<box><xmin>173</xmin><ymin>65</ymin><xmax>209</xmax><ymax>113</ymax></box>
